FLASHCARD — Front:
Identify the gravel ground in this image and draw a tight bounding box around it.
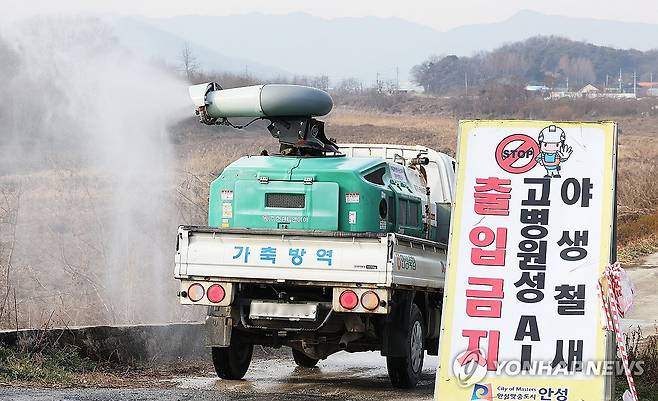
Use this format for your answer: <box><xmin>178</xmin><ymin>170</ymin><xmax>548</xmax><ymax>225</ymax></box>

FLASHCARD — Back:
<box><xmin>0</xmin><ymin>351</ymin><xmax>438</xmax><ymax>401</ymax></box>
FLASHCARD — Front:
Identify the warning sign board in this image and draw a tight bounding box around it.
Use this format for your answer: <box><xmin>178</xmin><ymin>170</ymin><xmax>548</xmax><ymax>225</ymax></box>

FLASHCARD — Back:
<box><xmin>436</xmin><ymin>120</ymin><xmax>617</xmax><ymax>401</ymax></box>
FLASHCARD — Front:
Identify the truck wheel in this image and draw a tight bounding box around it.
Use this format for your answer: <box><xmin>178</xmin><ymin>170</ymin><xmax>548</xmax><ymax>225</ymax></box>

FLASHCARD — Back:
<box><xmin>211</xmin><ymin>341</ymin><xmax>254</xmax><ymax>380</ymax></box>
<box><xmin>386</xmin><ymin>304</ymin><xmax>424</xmax><ymax>389</ymax></box>
<box><xmin>292</xmin><ymin>348</ymin><xmax>319</xmax><ymax>368</ymax></box>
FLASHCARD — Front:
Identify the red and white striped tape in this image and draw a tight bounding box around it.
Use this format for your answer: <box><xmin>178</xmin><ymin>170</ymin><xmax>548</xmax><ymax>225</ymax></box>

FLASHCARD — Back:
<box><xmin>597</xmin><ymin>262</ymin><xmax>638</xmax><ymax>401</ymax></box>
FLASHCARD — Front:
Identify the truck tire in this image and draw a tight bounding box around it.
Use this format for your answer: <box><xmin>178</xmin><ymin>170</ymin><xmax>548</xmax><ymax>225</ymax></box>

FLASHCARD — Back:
<box><xmin>386</xmin><ymin>304</ymin><xmax>424</xmax><ymax>389</ymax></box>
<box><xmin>292</xmin><ymin>348</ymin><xmax>319</xmax><ymax>368</ymax></box>
<box><xmin>211</xmin><ymin>341</ymin><xmax>253</xmax><ymax>380</ymax></box>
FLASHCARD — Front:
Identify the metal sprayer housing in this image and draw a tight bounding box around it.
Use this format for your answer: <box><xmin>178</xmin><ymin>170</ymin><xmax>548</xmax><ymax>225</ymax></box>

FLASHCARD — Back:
<box><xmin>189</xmin><ymin>83</ymin><xmax>333</xmax><ymax>119</ymax></box>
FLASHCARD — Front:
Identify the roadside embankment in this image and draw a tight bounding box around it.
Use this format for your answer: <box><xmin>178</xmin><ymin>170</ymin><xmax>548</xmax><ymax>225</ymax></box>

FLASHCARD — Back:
<box><xmin>0</xmin><ymin>322</ymin><xmax>206</xmax><ymax>364</ymax></box>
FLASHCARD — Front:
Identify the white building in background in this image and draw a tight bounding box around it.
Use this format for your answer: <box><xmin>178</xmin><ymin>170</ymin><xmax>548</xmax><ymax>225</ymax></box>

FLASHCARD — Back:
<box><xmin>579</xmin><ymin>84</ymin><xmax>600</xmax><ymax>94</ymax></box>
<box><xmin>548</xmin><ymin>84</ymin><xmax>637</xmax><ymax>100</ymax></box>
<box><xmin>639</xmin><ymin>82</ymin><xmax>658</xmax><ymax>97</ymax></box>
<box><xmin>525</xmin><ymin>85</ymin><xmax>549</xmax><ymax>92</ymax></box>
<box><xmin>596</xmin><ymin>92</ymin><xmax>637</xmax><ymax>99</ymax></box>
<box><xmin>549</xmin><ymin>90</ymin><xmax>579</xmax><ymax>99</ymax></box>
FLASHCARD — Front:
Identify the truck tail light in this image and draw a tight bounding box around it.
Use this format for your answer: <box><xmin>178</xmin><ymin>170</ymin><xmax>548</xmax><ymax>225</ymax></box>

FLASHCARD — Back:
<box><xmin>339</xmin><ymin>290</ymin><xmax>359</xmax><ymax>310</ymax></box>
<box><xmin>360</xmin><ymin>291</ymin><xmax>380</xmax><ymax>311</ymax></box>
<box><xmin>207</xmin><ymin>284</ymin><xmax>226</xmax><ymax>303</ymax></box>
<box><xmin>187</xmin><ymin>283</ymin><xmax>205</xmax><ymax>302</ymax></box>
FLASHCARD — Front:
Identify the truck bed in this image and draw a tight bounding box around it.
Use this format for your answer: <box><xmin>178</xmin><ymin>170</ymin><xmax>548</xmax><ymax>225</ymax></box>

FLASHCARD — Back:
<box><xmin>175</xmin><ymin>226</ymin><xmax>447</xmax><ymax>289</ymax></box>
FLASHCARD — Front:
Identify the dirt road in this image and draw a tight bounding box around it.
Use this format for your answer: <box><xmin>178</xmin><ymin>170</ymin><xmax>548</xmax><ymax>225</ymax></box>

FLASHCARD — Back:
<box><xmin>0</xmin><ymin>351</ymin><xmax>438</xmax><ymax>401</ymax></box>
<box><xmin>622</xmin><ymin>252</ymin><xmax>658</xmax><ymax>332</ymax></box>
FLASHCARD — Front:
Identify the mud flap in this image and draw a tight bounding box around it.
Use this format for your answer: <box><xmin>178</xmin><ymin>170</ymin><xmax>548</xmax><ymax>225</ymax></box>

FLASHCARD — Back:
<box><xmin>426</xmin><ymin>302</ymin><xmax>442</xmax><ymax>356</ymax></box>
<box><xmin>381</xmin><ymin>291</ymin><xmax>413</xmax><ymax>357</ymax></box>
<box><xmin>205</xmin><ymin>316</ymin><xmax>233</xmax><ymax>347</ymax></box>
<box><xmin>426</xmin><ymin>337</ymin><xmax>439</xmax><ymax>355</ymax></box>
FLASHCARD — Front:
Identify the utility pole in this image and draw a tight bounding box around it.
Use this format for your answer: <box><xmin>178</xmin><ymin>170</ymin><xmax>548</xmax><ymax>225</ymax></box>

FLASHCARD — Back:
<box><xmin>395</xmin><ymin>66</ymin><xmax>399</xmax><ymax>90</ymax></box>
<box><xmin>465</xmin><ymin>71</ymin><xmax>468</xmax><ymax>96</ymax></box>
<box><xmin>634</xmin><ymin>71</ymin><xmax>637</xmax><ymax>97</ymax></box>
<box><xmin>619</xmin><ymin>68</ymin><xmax>622</xmax><ymax>93</ymax></box>
<box><xmin>651</xmin><ymin>72</ymin><xmax>654</xmax><ymax>83</ymax></box>
<box><xmin>566</xmin><ymin>76</ymin><xmax>569</xmax><ymax>92</ymax></box>
<box><xmin>605</xmin><ymin>74</ymin><xmax>609</xmax><ymax>90</ymax></box>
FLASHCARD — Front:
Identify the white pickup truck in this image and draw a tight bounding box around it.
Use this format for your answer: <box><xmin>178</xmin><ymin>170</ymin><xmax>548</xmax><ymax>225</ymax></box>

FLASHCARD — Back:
<box><xmin>175</xmin><ymin>143</ymin><xmax>455</xmax><ymax>388</ymax></box>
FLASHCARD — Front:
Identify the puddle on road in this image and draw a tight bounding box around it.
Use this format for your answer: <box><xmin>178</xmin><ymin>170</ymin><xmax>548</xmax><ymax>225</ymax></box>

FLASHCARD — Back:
<box><xmin>170</xmin><ymin>351</ymin><xmax>437</xmax><ymax>400</ymax></box>
<box><xmin>175</xmin><ymin>376</ymin><xmax>218</xmax><ymax>389</ymax></box>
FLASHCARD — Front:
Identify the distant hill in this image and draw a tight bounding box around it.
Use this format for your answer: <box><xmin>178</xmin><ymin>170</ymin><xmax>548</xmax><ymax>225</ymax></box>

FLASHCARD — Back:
<box><xmin>114</xmin><ymin>11</ymin><xmax>658</xmax><ymax>84</ymax></box>
<box><xmin>437</xmin><ymin>10</ymin><xmax>658</xmax><ymax>57</ymax></box>
<box><xmin>107</xmin><ymin>16</ymin><xmax>288</xmax><ymax>78</ymax></box>
<box><xmin>411</xmin><ymin>36</ymin><xmax>658</xmax><ymax>94</ymax></box>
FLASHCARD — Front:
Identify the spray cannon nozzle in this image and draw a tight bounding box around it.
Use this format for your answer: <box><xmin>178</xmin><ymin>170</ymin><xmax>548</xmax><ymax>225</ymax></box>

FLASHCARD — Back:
<box><xmin>188</xmin><ymin>82</ymin><xmax>337</xmax><ymax>155</ymax></box>
<box><xmin>189</xmin><ymin>82</ymin><xmax>223</xmax><ymax>125</ymax></box>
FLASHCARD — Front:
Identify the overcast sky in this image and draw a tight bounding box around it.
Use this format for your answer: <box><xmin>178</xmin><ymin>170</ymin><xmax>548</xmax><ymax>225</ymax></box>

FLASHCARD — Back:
<box><xmin>8</xmin><ymin>0</ymin><xmax>658</xmax><ymax>30</ymax></box>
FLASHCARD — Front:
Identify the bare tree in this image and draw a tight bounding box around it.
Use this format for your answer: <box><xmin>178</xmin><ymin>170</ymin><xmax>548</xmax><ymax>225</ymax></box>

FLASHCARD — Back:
<box><xmin>572</xmin><ymin>57</ymin><xmax>596</xmax><ymax>86</ymax></box>
<box><xmin>180</xmin><ymin>43</ymin><xmax>199</xmax><ymax>82</ymax></box>
<box><xmin>0</xmin><ymin>183</ymin><xmax>21</xmax><ymax>328</ymax></box>
<box><xmin>558</xmin><ymin>56</ymin><xmax>596</xmax><ymax>87</ymax></box>
<box><xmin>309</xmin><ymin>75</ymin><xmax>330</xmax><ymax>91</ymax></box>
<box><xmin>334</xmin><ymin>78</ymin><xmax>363</xmax><ymax>95</ymax></box>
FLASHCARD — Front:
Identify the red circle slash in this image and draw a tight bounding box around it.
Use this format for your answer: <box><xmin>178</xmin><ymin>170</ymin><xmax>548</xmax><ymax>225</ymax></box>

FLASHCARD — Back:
<box><xmin>495</xmin><ymin>134</ymin><xmax>540</xmax><ymax>174</ymax></box>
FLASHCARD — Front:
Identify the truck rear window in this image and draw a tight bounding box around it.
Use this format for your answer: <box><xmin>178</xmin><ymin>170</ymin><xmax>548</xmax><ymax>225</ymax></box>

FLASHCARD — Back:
<box><xmin>266</xmin><ymin>193</ymin><xmax>305</xmax><ymax>208</ymax></box>
<box><xmin>364</xmin><ymin>168</ymin><xmax>385</xmax><ymax>185</ymax></box>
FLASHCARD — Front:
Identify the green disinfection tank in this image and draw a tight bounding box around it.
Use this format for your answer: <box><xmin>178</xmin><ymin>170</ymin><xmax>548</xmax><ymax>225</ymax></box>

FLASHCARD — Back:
<box><xmin>208</xmin><ymin>154</ymin><xmax>453</xmax><ymax>242</ymax></box>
